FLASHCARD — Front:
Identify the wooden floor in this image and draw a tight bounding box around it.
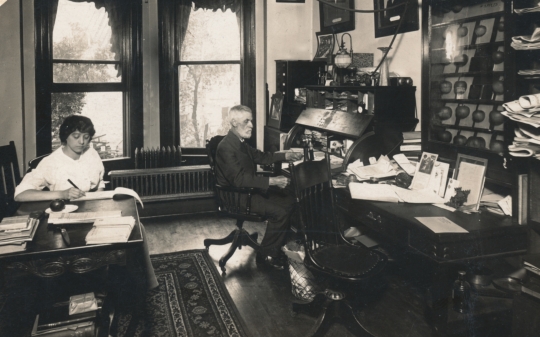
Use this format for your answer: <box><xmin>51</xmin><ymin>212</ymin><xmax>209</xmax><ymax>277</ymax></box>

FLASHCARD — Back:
<box><xmin>144</xmin><ymin>213</ymin><xmax>437</xmax><ymax>337</ymax></box>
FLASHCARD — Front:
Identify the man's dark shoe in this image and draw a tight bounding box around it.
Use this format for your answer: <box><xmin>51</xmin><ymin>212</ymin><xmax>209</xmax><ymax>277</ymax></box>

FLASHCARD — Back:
<box><xmin>256</xmin><ymin>253</ymin><xmax>285</xmax><ymax>270</ymax></box>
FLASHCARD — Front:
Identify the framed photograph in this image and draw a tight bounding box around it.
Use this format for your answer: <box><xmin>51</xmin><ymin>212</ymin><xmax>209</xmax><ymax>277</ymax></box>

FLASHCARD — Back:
<box><xmin>319</xmin><ymin>0</ymin><xmax>355</xmax><ymax>34</ymax></box>
<box><xmin>411</xmin><ymin>152</ymin><xmax>438</xmax><ymax>191</ymax></box>
<box><xmin>374</xmin><ymin>0</ymin><xmax>419</xmax><ymax>38</ymax></box>
<box><xmin>453</xmin><ymin>154</ymin><xmax>488</xmax><ymax>211</ymax></box>
<box><xmin>313</xmin><ymin>32</ymin><xmax>335</xmax><ymax>63</ymax></box>
<box><xmin>267</xmin><ymin>92</ymin><xmax>284</xmax><ymax>129</ymax></box>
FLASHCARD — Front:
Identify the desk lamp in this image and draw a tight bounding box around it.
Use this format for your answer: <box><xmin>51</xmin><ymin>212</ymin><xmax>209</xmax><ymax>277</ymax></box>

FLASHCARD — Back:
<box><xmin>334</xmin><ymin>33</ymin><xmax>353</xmax><ymax>85</ymax></box>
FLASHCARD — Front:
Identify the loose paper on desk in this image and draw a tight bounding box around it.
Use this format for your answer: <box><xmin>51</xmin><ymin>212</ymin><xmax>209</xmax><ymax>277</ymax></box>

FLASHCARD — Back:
<box><xmin>393</xmin><ymin>154</ymin><xmax>417</xmax><ymax>176</ymax></box>
<box><xmin>348</xmin><ymin>156</ymin><xmax>397</xmax><ymax>180</ymax></box>
<box><xmin>349</xmin><ymin>183</ymin><xmax>446</xmax><ymax>204</ymax></box>
<box><xmin>76</xmin><ymin>187</ymin><xmax>144</xmax><ymax>208</ymax></box>
<box><xmin>415</xmin><ymin>217</ymin><xmax>469</xmax><ymax>234</ymax></box>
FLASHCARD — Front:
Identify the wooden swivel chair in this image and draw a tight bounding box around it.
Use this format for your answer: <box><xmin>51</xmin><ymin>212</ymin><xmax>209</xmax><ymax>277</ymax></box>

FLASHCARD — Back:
<box><xmin>0</xmin><ymin>141</ymin><xmax>22</xmax><ymax>219</ymax></box>
<box><xmin>27</xmin><ymin>153</ymin><xmax>50</xmax><ymax>173</ymax></box>
<box><xmin>203</xmin><ymin>136</ymin><xmax>267</xmax><ymax>275</ymax></box>
<box><xmin>289</xmin><ymin>155</ymin><xmax>387</xmax><ymax>337</ymax></box>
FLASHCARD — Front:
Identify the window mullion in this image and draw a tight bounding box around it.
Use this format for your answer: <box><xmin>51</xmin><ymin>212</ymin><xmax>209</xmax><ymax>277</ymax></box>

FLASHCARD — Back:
<box><xmin>51</xmin><ymin>83</ymin><xmax>123</xmax><ymax>92</ymax></box>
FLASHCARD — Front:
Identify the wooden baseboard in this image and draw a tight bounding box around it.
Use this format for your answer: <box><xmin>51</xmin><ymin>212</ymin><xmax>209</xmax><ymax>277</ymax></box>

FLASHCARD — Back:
<box><xmin>139</xmin><ymin>197</ymin><xmax>216</xmax><ymax>219</ymax></box>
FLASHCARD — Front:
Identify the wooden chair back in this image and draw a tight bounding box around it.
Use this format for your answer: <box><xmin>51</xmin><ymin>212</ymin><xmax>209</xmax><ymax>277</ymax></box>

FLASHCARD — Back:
<box><xmin>206</xmin><ymin>136</ymin><xmax>266</xmax><ymax>222</ymax></box>
<box><xmin>27</xmin><ymin>153</ymin><xmax>50</xmax><ymax>173</ymax></box>
<box><xmin>289</xmin><ymin>155</ymin><xmax>340</xmax><ymax>247</ymax></box>
<box><xmin>0</xmin><ymin>141</ymin><xmax>21</xmax><ymax>218</ymax></box>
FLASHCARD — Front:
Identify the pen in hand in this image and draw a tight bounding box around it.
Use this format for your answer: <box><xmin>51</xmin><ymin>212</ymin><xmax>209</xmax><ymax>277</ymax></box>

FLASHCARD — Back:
<box><xmin>67</xmin><ymin>179</ymin><xmax>80</xmax><ymax>190</ymax></box>
<box><xmin>67</xmin><ymin>179</ymin><xmax>85</xmax><ymax>199</ymax></box>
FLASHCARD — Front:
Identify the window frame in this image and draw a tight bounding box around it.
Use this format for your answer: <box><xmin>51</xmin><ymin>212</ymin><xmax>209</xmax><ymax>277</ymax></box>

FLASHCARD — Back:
<box><xmin>158</xmin><ymin>0</ymin><xmax>257</xmax><ymax>155</ymax></box>
<box><xmin>34</xmin><ymin>0</ymin><xmax>143</xmax><ymax>172</ymax></box>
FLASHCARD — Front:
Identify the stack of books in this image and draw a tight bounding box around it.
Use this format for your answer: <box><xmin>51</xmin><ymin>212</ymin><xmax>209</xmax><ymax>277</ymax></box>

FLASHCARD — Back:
<box><xmin>85</xmin><ymin>216</ymin><xmax>136</xmax><ymax>244</ymax></box>
<box><xmin>400</xmin><ymin>131</ymin><xmax>422</xmax><ymax>161</ymax></box>
<box><xmin>522</xmin><ymin>255</ymin><xmax>540</xmax><ymax>300</ymax></box>
<box><xmin>0</xmin><ymin>212</ymin><xmax>42</xmax><ymax>254</ymax></box>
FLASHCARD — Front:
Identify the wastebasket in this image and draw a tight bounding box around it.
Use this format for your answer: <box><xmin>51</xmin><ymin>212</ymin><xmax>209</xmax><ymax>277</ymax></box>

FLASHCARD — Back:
<box><xmin>283</xmin><ymin>241</ymin><xmax>321</xmax><ymax>302</ymax></box>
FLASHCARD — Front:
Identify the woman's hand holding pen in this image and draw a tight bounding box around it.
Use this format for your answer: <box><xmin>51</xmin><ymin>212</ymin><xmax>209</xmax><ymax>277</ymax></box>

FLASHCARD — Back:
<box><xmin>63</xmin><ymin>188</ymin><xmax>85</xmax><ymax>200</ymax></box>
<box><xmin>64</xmin><ymin>179</ymin><xmax>85</xmax><ymax>200</ymax></box>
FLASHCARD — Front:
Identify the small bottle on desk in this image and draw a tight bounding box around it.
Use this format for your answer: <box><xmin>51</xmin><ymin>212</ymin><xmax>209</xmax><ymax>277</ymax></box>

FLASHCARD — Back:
<box><xmin>452</xmin><ymin>270</ymin><xmax>471</xmax><ymax>313</ymax></box>
<box><xmin>308</xmin><ymin>141</ymin><xmax>314</xmax><ymax>161</ymax></box>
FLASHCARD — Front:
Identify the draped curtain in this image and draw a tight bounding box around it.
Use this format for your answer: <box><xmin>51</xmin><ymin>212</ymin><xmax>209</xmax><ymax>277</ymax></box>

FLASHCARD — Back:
<box><xmin>48</xmin><ymin>0</ymin><xmax>126</xmax><ymax>76</ymax></box>
<box><xmin>176</xmin><ymin>0</ymin><xmax>242</xmax><ymax>58</ymax></box>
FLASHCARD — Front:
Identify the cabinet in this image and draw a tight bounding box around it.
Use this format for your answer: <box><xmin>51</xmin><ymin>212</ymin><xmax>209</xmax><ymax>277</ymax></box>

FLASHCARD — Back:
<box><xmin>273</xmin><ymin>60</ymin><xmax>326</xmax><ymax>131</ymax></box>
<box><xmin>282</xmin><ymin>85</ymin><xmax>418</xmax><ymax>171</ymax></box>
<box><xmin>422</xmin><ymin>0</ymin><xmax>517</xmax><ymax>185</ymax></box>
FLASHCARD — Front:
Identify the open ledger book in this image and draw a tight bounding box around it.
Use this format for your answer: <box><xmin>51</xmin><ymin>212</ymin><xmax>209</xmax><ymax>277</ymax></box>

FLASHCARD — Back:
<box><xmin>85</xmin><ymin>216</ymin><xmax>136</xmax><ymax>244</ymax></box>
<box><xmin>76</xmin><ymin>187</ymin><xmax>144</xmax><ymax>208</ymax></box>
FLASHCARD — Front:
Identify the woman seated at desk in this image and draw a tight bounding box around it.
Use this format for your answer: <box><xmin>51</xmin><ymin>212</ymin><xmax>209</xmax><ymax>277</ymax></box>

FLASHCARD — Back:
<box><xmin>14</xmin><ymin>115</ymin><xmax>158</xmax><ymax>290</ymax></box>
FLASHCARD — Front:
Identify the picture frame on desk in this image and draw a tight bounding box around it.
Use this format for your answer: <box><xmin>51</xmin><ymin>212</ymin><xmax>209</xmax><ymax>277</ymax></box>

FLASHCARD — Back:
<box><xmin>267</xmin><ymin>92</ymin><xmax>284</xmax><ymax>129</ymax></box>
<box><xmin>453</xmin><ymin>154</ymin><xmax>488</xmax><ymax>211</ymax></box>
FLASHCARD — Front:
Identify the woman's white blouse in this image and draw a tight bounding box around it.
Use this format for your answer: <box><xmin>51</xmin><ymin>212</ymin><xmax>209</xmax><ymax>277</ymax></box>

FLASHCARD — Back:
<box><xmin>14</xmin><ymin>146</ymin><xmax>104</xmax><ymax>197</ymax></box>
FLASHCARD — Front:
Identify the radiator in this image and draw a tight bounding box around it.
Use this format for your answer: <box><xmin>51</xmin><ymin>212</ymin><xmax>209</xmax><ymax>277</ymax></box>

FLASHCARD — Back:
<box><xmin>134</xmin><ymin>146</ymin><xmax>183</xmax><ymax>169</ymax></box>
<box><xmin>109</xmin><ymin>165</ymin><xmax>214</xmax><ymax>202</ymax></box>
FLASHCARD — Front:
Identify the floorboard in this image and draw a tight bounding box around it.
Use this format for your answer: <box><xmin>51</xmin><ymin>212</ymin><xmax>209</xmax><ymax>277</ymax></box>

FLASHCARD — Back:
<box><xmin>144</xmin><ymin>214</ymin><xmax>435</xmax><ymax>337</ymax></box>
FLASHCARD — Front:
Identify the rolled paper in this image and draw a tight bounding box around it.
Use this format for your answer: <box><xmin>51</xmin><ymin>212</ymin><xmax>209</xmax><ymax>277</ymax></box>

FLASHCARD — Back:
<box><xmin>519</xmin><ymin>93</ymin><xmax>540</xmax><ymax>109</ymax></box>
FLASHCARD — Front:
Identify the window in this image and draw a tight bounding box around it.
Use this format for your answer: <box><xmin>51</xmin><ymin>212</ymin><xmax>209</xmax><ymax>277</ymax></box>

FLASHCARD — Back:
<box><xmin>159</xmin><ymin>0</ymin><xmax>256</xmax><ymax>150</ymax></box>
<box><xmin>35</xmin><ymin>0</ymin><xmax>142</xmax><ymax>167</ymax></box>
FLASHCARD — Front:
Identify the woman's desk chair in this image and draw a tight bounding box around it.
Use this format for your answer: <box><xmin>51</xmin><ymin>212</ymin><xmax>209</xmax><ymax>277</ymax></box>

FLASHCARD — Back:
<box><xmin>0</xmin><ymin>141</ymin><xmax>21</xmax><ymax>219</ymax></box>
<box><xmin>289</xmin><ymin>155</ymin><xmax>387</xmax><ymax>337</ymax></box>
<box><xmin>203</xmin><ymin>136</ymin><xmax>267</xmax><ymax>275</ymax></box>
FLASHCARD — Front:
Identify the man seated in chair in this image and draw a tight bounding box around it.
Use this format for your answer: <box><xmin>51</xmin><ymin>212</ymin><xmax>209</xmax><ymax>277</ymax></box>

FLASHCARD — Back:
<box><xmin>215</xmin><ymin>105</ymin><xmax>303</xmax><ymax>269</ymax></box>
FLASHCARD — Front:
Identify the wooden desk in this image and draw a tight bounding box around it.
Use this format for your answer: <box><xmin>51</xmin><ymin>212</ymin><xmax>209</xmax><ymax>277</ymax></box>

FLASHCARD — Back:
<box><xmin>335</xmin><ymin>188</ymin><xmax>528</xmax><ymax>335</ymax></box>
<box><xmin>0</xmin><ymin>197</ymin><xmax>143</xmax><ymax>277</ymax></box>
<box><xmin>1</xmin><ymin>197</ymin><xmax>145</xmax><ymax>336</ymax></box>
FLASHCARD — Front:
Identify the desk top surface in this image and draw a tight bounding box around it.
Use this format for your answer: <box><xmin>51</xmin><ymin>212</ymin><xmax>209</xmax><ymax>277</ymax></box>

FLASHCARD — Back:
<box><xmin>338</xmin><ymin>189</ymin><xmax>524</xmax><ymax>238</ymax></box>
<box><xmin>3</xmin><ymin>196</ymin><xmax>143</xmax><ymax>260</ymax></box>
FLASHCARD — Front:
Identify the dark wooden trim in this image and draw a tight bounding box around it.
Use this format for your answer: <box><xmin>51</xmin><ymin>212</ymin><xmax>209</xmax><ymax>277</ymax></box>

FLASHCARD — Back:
<box><xmin>241</xmin><ymin>0</ymin><xmax>257</xmax><ymax>147</ymax></box>
<box><xmin>53</xmin><ymin>59</ymin><xmax>120</xmax><ymax>64</ymax></box>
<box><xmin>158</xmin><ymin>0</ymin><xmax>178</xmax><ymax>147</ymax></box>
<box><xmin>51</xmin><ymin>83</ymin><xmax>123</xmax><ymax>92</ymax></box>
<box><xmin>178</xmin><ymin>60</ymin><xmax>241</xmax><ymax>65</ymax></box>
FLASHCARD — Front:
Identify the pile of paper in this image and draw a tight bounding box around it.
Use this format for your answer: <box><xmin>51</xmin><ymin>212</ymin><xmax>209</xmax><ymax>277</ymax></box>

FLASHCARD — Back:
<box><xmin>0</xmin><ymin>212</ymin><xmax>41</xmax><ymax>254</ymax></box>
<box><xmin>508</xmin><ymin>124</ymin><xmax>540</xmax><ymax>158</ymax></box>
<box><xmin>502</xmin><ymin>92</ymin><xmax>540</xmax><ymax>157</ymax></box>
<box><xmin>511</xmin><ymin>27</ymin><xmax>540</xmax><ymax>50</ymax></box>
<box><xmin>347</xmin><ymin>156</ymin><xmax>398</xmax><ymax>181</ymax></box>
<box><xmin>48</xmin><ymin>210</ymin><xmax>122</xmax><ymax>225</ymax></box>
<box><xmin>85</xmin><ymin>216</ymin><xmax>136</xmax><ymax>244</ymax></box>
<box><xmin>515</xmin><ymin>5</ymin><xmax>540</xmax><ymax>14</ymax></box>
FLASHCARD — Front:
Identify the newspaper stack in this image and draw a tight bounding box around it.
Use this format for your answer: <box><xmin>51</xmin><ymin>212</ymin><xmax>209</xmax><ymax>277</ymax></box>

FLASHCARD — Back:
<box><xmin>511</xmin><ymin>27</ymin><xmax>540</xmax><ymax>50</ymax></box>
<box><xmin>501</xmin><ymin>93</ymin><xmax>540</xmax><ymax>158</ymax></box>
<box><xmin>514</xmin><ymin>5</ymin><xmax>540</xmax><ymax>14</ymax></box>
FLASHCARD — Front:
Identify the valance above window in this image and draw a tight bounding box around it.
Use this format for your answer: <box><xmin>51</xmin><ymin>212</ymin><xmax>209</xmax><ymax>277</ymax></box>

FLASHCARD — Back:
<box><xmin>50</xmin><ymin>0</ymin><xmax>126</xmax><ymax>76</ymax></box>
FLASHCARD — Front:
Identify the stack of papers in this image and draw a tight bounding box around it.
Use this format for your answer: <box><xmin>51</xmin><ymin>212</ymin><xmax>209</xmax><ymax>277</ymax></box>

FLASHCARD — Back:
<box><xmin>0</xmin><ymin>212</ymin><xmax>42</xmax><ymax>254</ymax></box>
<box><xmin>347</xmin><ymin>156</ymin><xmax>398</xmax><ymax>181</ymax></box>
<box><xmin>85</xmin><ymin>216</ymin><xmax>136</xmax><ymax>244</ymax></box>
<box><xmin>48</xmin><ymin>210</ymin><xmax>122</xmax><ymax>225</ymax></box>
<box><xmin>511</xmin><ymin>27</ymin><xmax>540</xmax><ymax>50</ymax></box>
<box><xmin>515</xmin><ymin>6</ymin><xmax>540</xmax><ymax>14</ymax></box>
<box><xmin>507</xmin><ymin>124</ymin><xmax>540</xmax><ymax>158</ymax></box>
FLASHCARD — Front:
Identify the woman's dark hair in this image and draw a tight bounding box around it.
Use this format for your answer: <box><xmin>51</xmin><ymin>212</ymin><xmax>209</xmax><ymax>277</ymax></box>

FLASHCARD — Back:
<box><xmin>59</xmin><ymin>115</ymin><xmax>96</xmax><ymax>143</ymax></box>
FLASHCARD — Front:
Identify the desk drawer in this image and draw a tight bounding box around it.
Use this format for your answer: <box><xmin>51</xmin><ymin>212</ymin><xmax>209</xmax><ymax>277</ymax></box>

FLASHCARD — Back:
<box><xmin>409</xmin><ymin>230</ymin><xmax>528</xmax><ymax>261</ymax></box>
<box><xmin>355</xmin><ymin>208</ymin><xmax>408</xmax><ymax>244</ymax></box>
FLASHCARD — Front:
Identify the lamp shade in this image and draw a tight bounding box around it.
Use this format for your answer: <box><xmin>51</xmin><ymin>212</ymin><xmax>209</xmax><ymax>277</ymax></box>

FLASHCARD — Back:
<box><xmin>335</xmin><ymin>52</ymin><xmax>352</xmax><ymax>68</ymax></box>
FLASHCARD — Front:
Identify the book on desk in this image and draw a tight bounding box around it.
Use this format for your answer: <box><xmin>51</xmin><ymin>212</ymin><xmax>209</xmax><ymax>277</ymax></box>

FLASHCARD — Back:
<box><xmin>0</xmin><ymin>212</ymin><xmax>42</xmax><ymax>254</ymax></box>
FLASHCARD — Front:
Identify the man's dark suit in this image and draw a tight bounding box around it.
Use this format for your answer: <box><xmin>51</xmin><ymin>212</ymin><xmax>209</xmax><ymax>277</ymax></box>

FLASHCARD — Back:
<box><xmin>215</xmin><ymin>130</ymin><xmax>295</xmax><ymax>258</ymax></box>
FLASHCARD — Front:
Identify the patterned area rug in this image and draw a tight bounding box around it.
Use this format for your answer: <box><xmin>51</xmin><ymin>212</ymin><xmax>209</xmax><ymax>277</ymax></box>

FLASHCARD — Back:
<box><xmin>116</xmin><ymin>249</ymin><xmax>250</xmax><ymax>337</ymax></box>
